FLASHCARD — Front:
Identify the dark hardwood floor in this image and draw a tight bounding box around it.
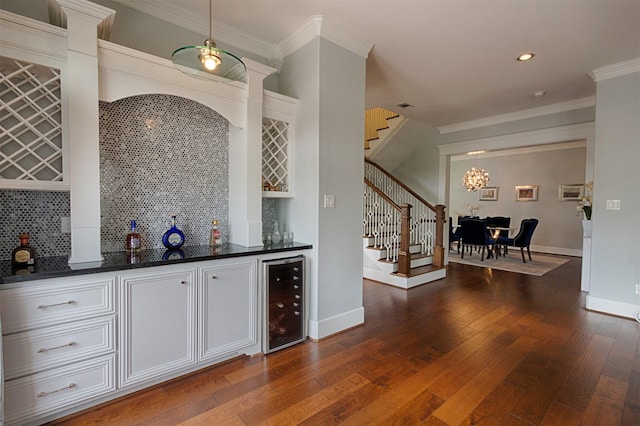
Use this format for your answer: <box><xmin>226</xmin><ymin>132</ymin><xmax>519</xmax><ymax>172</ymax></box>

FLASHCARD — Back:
<box><xmin>50</xmin><ymin>257</ymin><xmax>640</xmax><ymax>425</ymax></box>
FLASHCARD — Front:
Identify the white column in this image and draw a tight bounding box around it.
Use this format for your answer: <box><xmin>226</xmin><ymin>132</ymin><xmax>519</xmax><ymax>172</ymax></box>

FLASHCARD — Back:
<box><xmin>229</xmin><ymin>59</ymin><xmax>275</xmax><ymax>247</ymax></box>
<box><xmin>57</xmin><ymin>0</ymin><xmax>115</xmax><ymax>265</ymax></box>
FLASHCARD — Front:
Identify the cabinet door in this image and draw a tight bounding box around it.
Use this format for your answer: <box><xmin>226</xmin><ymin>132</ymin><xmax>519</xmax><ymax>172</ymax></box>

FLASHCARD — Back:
<box><xmin>119</xmin><ymin>267</ymin><xmax>197</xmax><ymax>388</ymax></box>
<box><xmin>198</xmin><ymin>260</ymin><xmax>257</xmax><ymax>361</ymax></box>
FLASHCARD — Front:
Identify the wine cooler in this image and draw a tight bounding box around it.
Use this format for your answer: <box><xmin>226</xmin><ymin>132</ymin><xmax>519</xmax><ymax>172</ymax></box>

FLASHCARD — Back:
<box><xmin>263</xmin><ymin>255</ymin><xmax>305</xmax><ymax>353</ymax></box>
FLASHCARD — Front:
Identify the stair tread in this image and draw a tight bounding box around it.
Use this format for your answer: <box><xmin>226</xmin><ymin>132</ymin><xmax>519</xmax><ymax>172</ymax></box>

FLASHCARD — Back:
<box><xmin>392</xmin><ymin>264</ymin><xmax>443</xmax><ymax>278</ymax></box>
<box><xmin>374</xmin><ymin>252</ymin><xmax>431</xmax><ymax>263</ymax></box>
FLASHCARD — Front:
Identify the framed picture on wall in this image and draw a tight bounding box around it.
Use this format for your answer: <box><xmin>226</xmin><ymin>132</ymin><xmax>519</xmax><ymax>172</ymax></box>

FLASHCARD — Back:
<box><xmin>558</xmin><ymin>184</ymin><xmax>583</xmax><ymax>201</ymax></box>
<box><xmin>515</xmin><ymin>185</ymin><xmax>538</xmax><ymax>201</ymax></box>
<box><xmin>479</xmin><ymin>187</ymin><xmax>498</xmax><ymax>201</ymax></box>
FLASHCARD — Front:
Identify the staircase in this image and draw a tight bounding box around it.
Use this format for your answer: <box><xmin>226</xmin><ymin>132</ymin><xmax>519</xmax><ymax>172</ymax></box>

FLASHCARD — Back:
<box><xmin>363</xmin><ymin>160</ymin><xmax>447</xmax><ymax>289</ymax></box>
<box><xmin>364</xmin><ymin>107</ymin><xmax>399</xmax><ymax>150</ymax></box>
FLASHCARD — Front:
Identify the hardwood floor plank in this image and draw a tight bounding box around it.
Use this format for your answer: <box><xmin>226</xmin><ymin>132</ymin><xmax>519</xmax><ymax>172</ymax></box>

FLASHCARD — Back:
<box><xmin>621</xmin><ymin>361</ymin><xmax>640</xmax><ymax>425</ymax></box>
<box><xmin>178</xmin><ymin>385</ymin><xmax>279</xmax><ymax>425</ymax></box>
<box><xmin>260</xmin><ymin>373</ymin><xmax>370</xmax><ymax>425</ymax></box>
<box><xmin>430</xmin><ymin>336</ymin><xmax>537</xmax><ymax>425</ymax></box>
<box><xmin>554</xmin><ymin>333</ymin><xmax>616</xmax><ymax>412</ymax></box>
<box><xmin>539</xmin><ymin>402</ymin><xmax>583</xmax><ymax>426</ymax></box>
<box><xmin>581</xmin><ymin>375</ymin><xmax>628</xmax><ymax>425</ymax></box>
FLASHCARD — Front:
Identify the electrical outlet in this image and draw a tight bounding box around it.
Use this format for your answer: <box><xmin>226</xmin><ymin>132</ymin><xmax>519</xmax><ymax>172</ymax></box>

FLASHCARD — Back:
<box><xmin>636</xmin><ymin>284</ymin><xmax>640</xmax><ymax>295</ymax></box>
<box><xmin>61</xmin><ymin>216</ymin><xmax>70</xmax><ymax>234</ymax></box>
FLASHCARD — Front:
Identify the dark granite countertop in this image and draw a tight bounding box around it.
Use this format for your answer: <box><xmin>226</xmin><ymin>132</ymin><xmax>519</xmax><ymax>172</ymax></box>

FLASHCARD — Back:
<box><xmin>0</xmin><ymin>242</ymin><xmax>312</xmax><ymax>285</ymax></box>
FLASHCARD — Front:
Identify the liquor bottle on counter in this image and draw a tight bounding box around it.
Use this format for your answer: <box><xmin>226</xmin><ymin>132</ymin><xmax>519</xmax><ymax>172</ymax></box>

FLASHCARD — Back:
<box><xmin>126</xmin><ymin>220</ymin><xmax>141</xmax><ymax>252</ymax></box>
<box><xmin>209</xmin><ymin>219</ymin><xmax>221</xmax><ymax>247</ymax></box>
<box><xmin>162</xmin><ymin>214</ymin><xmax>185</xmax><ymax>249</ymax></box>
<box><xmin>12</xmin><ymin>233</ymin><xmax>35</xmax><ymax>273</ymax></box>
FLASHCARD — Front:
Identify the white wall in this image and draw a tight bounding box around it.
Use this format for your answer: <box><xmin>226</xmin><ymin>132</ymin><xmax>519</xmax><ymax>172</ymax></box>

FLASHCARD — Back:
<box><xmin>279</xmin><ymin>38</ymin><xmax>366</xmax><ymax>339</ymax></box>
<box><xmin>449</xmin><ymin>145</ymin><xmax>586</xmax><ymax>254</ymax></box>
<box><xmin>384</xmin><ymin>121</ymin><xmax>441</xmax><ymax>202</ymax></box>
<box><xmin>587</xmin><ymin>68</ymin><xmax>640</xmax><ymax>319</ymax></box>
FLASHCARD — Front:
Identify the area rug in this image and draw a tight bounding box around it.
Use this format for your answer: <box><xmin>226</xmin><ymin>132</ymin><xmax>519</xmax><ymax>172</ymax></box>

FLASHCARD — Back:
<box><xmin>448</xmin><ymin>252</ymin><xmax>571</xmax><ymax>276</ymax></box>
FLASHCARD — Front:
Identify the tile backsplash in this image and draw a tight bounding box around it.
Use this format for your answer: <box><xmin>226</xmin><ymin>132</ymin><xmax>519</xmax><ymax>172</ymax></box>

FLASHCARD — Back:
<box><xmin>99</xmin><ymin>94</ymin><xmax>230</xmax><ymax>252</ymax></box>
<box><xmin>0</xmin><ymin>190</ymin><xmax>70</xmax><ymax>260</ymax></box>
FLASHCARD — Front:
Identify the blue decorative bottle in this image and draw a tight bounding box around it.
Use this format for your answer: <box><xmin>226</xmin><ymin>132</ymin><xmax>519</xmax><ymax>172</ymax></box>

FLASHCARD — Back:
<box><xmin>162</xmin><ymin>214</ymin><xmax>185</xmax><ymax>249</ymax></box>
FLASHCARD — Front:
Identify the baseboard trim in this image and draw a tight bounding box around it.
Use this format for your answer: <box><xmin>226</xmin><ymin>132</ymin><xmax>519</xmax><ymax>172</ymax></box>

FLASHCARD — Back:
<box><xmin>586</xmin><ymin>295</ymin><xmax>640</xmax><ymax>320</ymax></box>
<box><xmin>308</xmin><ymin>307</ymin><xmax>365</xmax><ymax>340</ymax></box>
<box><xmin>530</xmin><ymin>245</ymin><xmax>582</xmax><ymax>257</ymax></box>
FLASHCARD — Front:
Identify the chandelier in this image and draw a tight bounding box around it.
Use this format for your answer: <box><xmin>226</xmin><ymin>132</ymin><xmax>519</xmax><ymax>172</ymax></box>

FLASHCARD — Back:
<box><xmin>462</xmin><ymin>167</ymin><xmax>490</xmax><ymax>191</ymax></box>
<box><xmin>171</xmin><ymin>0</ymin><xmax>246</xmax><ymax>82</ymax></box>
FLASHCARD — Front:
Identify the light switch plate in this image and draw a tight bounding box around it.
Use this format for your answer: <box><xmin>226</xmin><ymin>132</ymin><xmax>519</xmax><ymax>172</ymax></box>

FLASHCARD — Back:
<box><xmin>324</xmin><ymin>194</ymin><xmax>335</xmax><ymax>208</ymax></box>
<box><xmin>606</xmin><ymin>200</ymin><xmax>621</xmax><ymax>210</ymax></box>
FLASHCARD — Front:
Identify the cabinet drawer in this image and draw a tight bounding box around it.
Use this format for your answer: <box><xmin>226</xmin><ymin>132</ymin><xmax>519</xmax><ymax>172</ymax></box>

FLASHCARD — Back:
<box><xmin>0</xmin><ymin>275</ymin><xmax>115</xmax><ymax>334</ymax></box>
<box><xmin>4</xmin><ymin>354</ymin><xmax>116</xmax><ymax>425</ymax></box>
<box><xmin>3</xmin><ymin>316</ymin><xmax>115</xmax><ymax>380</ymax></box>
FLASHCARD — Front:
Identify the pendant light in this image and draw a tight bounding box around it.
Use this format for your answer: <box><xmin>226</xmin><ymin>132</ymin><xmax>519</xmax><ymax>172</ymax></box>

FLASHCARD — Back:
<box><xmin>462</xmin><ymin>151</ymin><xmax>490</xmax><ymax>191</ymax></box>
<box><xmin>171</xmin><ymin>0</ymin><xmax>246</xmax><ymax>82</ymax></box>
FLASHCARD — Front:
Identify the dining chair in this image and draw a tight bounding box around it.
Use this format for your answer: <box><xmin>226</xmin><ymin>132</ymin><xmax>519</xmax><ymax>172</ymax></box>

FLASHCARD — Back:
<box><xmin>496</xmin><ymin>218</ymin><xmax>539</xmax><ymax>263</ymax></box>
<box><xmin>460</xmin><ymin>218</ymin><xmax>495</xmax><ymax>261</ymax></box>
<box><xmin>449</xmin><ymin>217</ymin><xmax>462</xmax><ymax>253</ymax></box>
<box><xmin>486</xmin><ymin>216</ymin><xmax>511</xmax><ymax>255</ymax></box>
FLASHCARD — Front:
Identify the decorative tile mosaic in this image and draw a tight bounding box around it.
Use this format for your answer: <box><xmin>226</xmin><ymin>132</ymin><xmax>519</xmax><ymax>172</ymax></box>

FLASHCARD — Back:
<box><xmin>99</xmin><ymin>94</ymin><xmax>230</xmax><ymax>252</ymax></box>
<box><xmin>0</xmin><ymin>190</ymin><xmax>70</xmax><ymax>260</ymax></box>
<box><xmin>262</xmin><ymin>198</ymin><xmax>278</xmax><ymax>237</ymax></box>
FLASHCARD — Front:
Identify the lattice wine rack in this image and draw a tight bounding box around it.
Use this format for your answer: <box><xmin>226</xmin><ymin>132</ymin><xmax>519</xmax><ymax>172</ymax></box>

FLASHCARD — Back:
<box><xmin>262</xmin><ymin>117</ymin><xmax>291</xmax><ymax>196</ymax></box>
<box><xmin>0</xmin><ymin>56</ymin><xmax>64</xmax><ymax>188</ymax></box>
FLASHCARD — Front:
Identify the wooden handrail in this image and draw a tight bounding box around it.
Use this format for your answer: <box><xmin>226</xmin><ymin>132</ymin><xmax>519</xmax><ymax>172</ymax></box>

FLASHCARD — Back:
<box><xmin>365</xmin><ymin>159</ymin><xmax>436</xmax><ymax>211</ymax></box>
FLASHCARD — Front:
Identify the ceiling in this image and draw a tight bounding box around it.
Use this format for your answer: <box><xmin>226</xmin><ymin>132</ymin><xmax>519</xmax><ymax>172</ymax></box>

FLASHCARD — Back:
<box><xmin>119</xmin><ymin>1</ymin><xmax>640</xmax><ymax>130</ymax></box>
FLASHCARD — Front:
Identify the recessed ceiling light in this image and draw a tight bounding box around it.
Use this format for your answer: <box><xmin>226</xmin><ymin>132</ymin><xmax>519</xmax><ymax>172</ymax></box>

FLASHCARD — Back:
<box><xmin>517</xmin><ymin>52</ymin><xmax>535</xmax><ymax>62</ymax></box>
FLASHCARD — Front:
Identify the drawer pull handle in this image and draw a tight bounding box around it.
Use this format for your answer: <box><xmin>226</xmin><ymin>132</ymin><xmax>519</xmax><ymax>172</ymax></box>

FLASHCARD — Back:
<box><xmin>180</xmin><ymin>281</ymin><xmax>188</xmax><ymax>285</ymax></box>
<box><xmin>276</xmin><ymin>277</ymin><xmax>280</xmax><ymax>282</ymax></box>
<box><xmin>294</xmin><ymin>311</ymin><xmax>300</xmax><ymax>316</ymax></box>
<box><xmin>294</xmin><ymin>294</ymin><xmax>301</xmax><ymax>299</ymax></box>
<box><xmin>293</xmin><ymin>276</ymin><xmax>299</xmax><ymax>280</ymax></box>
<box><xmin>37</xmin><ymin>383</ymin><xmax>76</xmax><ymax>398</ymax></box>
<box><xmin>37</xmin><ymin>300</ymin><xmax>74</xmax><ymax>309</ymax></box>
<box><xmin>210</xmin><ymin>276</ymin><xmax>217</xmax><ymax>279</ymax></box>
<box><xmin>293</xmin><ymin>302</ymin><xmax>299</xmax><ymax>307</ymax></box>
<box><xmin>277</xmin><ymin>303</ymin><xmax>284</xmax><ymax>308</ymax></box>
<box><xmin>37</xmin><ymin>341</ymin><xmax>75</xmax><ymax>353</ymax></box>
<box><xmin>293</xmin><ymin>285</ymin><xmax>299</xmax><ymax>289</ymax></box>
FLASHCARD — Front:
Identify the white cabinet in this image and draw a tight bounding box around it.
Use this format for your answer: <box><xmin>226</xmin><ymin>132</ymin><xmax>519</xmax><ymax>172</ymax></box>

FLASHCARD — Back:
<box><xmin>118</xmin><ymin>266</ymin><xmax>197</xmax><ymax>388</ymax></box>
<box><xmin>0</xmin><ymin>274</ymin><xmax>116</xmax><ymax>425</ymax></box>
<box><xmin>198</xmin><ymin>259</ymin><xmax>258</xmax><ymax>361</ymax></box>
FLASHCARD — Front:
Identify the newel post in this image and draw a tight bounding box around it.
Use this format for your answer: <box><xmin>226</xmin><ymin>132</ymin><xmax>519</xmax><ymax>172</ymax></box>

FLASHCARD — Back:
<box><xmin>433</xmin><ymin>204</ymin><xmax>446</xmax><ymax>268</ymax></box>
<box><xmin>397</xmin><ymin>203</ymin><xmax>412</xmax><ymax>276</ymax></box>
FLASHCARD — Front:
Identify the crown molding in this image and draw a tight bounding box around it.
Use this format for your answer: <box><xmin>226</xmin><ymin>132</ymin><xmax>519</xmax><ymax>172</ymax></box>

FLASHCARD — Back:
<box><xmin>450</xmin><ymin>140</ymin><xmax>586</xmax><ymax>161</ymax></box>
<box><xmin>589</xmin><ymin>57</ymin><xmax>640</xmax><ymax>82</ymax></box>
<box><xmin>278</xmin><ymin>15</ymin><xmax>373</xmax><ymax>59</ymax></box>
<box><xmin>437</xmin><ymin>121</ymin><xmax>595</xmax><ymax>157</ymax></box>
<box><xmin>437</xmin><ymin>96</ymin><xmax>596</xmax><ymax>135</ymax></box>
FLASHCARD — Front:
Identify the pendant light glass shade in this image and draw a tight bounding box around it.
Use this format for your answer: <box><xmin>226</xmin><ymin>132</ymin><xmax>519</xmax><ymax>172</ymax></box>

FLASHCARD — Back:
<box><xmin>171</xmin><ymin>0</ymin><xmax>246</xmax><ymax>82</ymax></box>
